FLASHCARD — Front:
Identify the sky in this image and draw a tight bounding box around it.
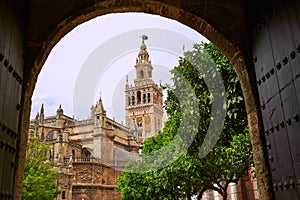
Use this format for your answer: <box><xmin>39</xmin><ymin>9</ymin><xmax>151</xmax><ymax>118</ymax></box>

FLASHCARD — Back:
<box><xmin>31</xmin><ymin>13</ymin><xmax>208</xmax><ymax>123</ymax></box>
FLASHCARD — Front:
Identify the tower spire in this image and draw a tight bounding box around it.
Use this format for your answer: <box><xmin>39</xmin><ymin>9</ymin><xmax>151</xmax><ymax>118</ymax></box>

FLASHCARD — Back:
<box><xmin>125</xmin><ymin>75</ymin><xmax>129</xmax><ymax>88</ymax></box>
<box><xmin>125</xmin><ymin>36</ymin><xmax>164</xmax><ymax>141</ymax></box>
<box><xmin>40</xmin><ymin>103</ymin><xmax>44</xmax><ymax>124</ymax></box>
<box><xmin>137</xmin><ymin>36</ymin><xmax>150</xmax><ymax>66</ymax></box>
<box><xmin>96</xmin><ymin>95</ymin><xmax>106</xmax><ymax>115</ymax></box>
<box><xmin>40</xmin><ymin>103</ymin><xmax>44</xmax><ymax>114</ymax></box>
<box><xmin>56</xmin><ymin>104</ymin><xmax>64</xmax><ymax>116</ymax></box>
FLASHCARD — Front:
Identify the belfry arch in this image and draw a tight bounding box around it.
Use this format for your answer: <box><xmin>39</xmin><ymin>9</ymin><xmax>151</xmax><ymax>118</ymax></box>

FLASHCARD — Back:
<box><xmin>1</xmin><ymin>0</ymin><xmax>299</xmax><ymax>199</ymax></box>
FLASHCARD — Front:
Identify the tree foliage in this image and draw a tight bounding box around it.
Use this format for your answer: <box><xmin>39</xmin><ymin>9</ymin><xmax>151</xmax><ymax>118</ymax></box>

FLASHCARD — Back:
<box><xmin>116</xmin><ymin>42</ymin><xmax>252</xmax><ymax>199</ymax></box>
<box><xmin>22</xmin><ymin>137</ymin><xmax>61</xmax><ymax>200</ymax></box>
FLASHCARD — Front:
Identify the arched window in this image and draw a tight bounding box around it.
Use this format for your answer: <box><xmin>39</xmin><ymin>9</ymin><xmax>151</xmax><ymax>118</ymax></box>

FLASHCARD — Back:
<box><xmin>62</xmin><ymin>191</ymin><xmax>66</xmax><ymax>200</ymax></box>
<box><xmin>139</xmin><ymin>70</ymin><xmax>144</xmax><ymax>79</ymax></box>
<box><xmin>137</xmin><ymin>91</ymin><xmax>141</xmax><ymax>104</ymax></box>
<box><xmin>46</xmin><ymin>131</ymin><xmax>54</xmax><ymax>141</ymax></box>
<box><xmin>148</xmin><ymin>93</ymin><xmax>151</xmax><ymax>103</ymax></box>
<box><xmin>132</xmin><ymin>96</ymin><xmax>135</xmax><ymax>105</ymax></box>
<box><xmin>82</xmin><ymin>148</ymin><xmax>91</xmax><ymax>160</ymax></box>
<box><xmin>72</xmin><ymin>149</ymin><xmax>75</xmax><ymax>158</ymax></box>
<box><xmin>128</xmin><ymin>97</ymin><xmax>131</xmax><ymax>105</ymax></box>
<box><xmin>143</xmin><ymin>93</ymin><xmax>146</xmax><ymax>103</ymax></box>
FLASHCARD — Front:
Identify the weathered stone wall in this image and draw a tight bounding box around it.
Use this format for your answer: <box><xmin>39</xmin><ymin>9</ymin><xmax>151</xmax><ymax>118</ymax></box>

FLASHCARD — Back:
<box><xmin>56</xmin><ymin>171</ymin><xmax>73</xmax><ymax>200</ymax></box>
<box><xmin>72</xmin><ymin>187</ymin><xmax>121</xmax><ymax>200</ymax></box>
<box><xmin>72</xmin><ymin>162</ymin><xmax>121</xmax><ymax>200</ymax></box>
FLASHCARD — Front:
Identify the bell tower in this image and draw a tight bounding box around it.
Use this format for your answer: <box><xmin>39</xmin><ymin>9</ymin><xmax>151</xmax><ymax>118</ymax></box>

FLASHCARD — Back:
<box><xmin>125</xmin><ymin>35</ymin><xmax>164</xmax><ymax>140</ymax></box>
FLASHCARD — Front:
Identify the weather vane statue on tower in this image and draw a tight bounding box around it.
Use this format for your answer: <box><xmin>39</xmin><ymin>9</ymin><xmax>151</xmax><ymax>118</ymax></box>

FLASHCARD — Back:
<box><xmin>141</xmin><ymin>34</ymin><xmax>148</xmax><ymax>43</ymax></box>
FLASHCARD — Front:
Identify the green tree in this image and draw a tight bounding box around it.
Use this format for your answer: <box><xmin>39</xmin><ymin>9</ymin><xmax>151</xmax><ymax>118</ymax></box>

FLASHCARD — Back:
<box><xmin>22</xmin><ymin>137</ymin><xmax>61</xmax><ymax>200</ymax></box>
<box><xmin>116</xmin><ymin>42</ymin><xmax>252</xmax><ymax>199</ymax></box>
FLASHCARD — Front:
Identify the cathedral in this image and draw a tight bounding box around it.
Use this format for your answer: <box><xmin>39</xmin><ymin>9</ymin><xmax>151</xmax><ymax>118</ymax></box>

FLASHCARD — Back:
<box><xmin>28</xmin><ymin>38</ymin><xmax>164</xmax><ymax>200</ymax></box>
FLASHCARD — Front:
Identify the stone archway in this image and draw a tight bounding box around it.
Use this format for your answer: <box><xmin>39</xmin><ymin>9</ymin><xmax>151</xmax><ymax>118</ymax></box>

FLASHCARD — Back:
<box><xmin>13</xmin><ymin>1</ymin><xmax>272</xmax><ymax>199</ymax></box>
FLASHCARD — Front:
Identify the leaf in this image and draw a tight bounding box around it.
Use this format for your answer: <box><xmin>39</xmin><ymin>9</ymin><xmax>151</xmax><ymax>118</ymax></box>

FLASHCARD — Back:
<box><xmin>22</xmin><ymin>138</ymin><xmax>61</xmax><ymax>200</ymax></box>
<box><xmin>116</xmin><ymin>42</ymin><xmax>252</xmax><ymax>199</ymax></box>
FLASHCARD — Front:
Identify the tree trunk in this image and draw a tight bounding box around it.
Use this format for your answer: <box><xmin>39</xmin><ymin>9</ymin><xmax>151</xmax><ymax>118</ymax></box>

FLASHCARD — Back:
<box><xmin>223</xmin><ymin>181</ymin><xmax>229</xmax><ymax>200</ymax></box>
<box><xmin>197</xmin><ymin>189</ymin><xmax>205</xmax><ymax>200</ymax></box>
<box><xmin>223</xmin><ymin>191</ymin><xmax>228</xmax><ymax>200</ymax></box>
<box><xmin>187</xmin><ymin>188</ymin><xmax>192</xmax><ymax>200</ymax></box>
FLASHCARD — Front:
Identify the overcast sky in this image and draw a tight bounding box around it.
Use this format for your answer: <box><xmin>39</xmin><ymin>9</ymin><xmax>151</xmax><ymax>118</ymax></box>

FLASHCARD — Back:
<box><xmin>31</xmin><ymin>13</ymin><xmax>208</xmax><ymax>123</ymax></box>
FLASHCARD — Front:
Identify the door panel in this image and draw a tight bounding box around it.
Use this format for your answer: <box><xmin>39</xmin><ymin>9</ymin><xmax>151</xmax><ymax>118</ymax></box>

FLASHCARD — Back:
<box><xmin>0</xmin><ymin>2</ymin><xmax>23</xmax><ymax>199</ymax></box>
<box><xmin>252</xmin><ymin>1</ymin><xmax>300</xmax><ymax>198</ymax></box>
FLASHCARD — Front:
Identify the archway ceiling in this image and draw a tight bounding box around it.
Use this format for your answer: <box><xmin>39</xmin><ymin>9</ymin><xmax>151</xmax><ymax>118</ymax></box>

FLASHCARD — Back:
<box><xmin>25</xmin><ymin>0</ymin><xmax>251</xmax><ymax>73</ymax></box>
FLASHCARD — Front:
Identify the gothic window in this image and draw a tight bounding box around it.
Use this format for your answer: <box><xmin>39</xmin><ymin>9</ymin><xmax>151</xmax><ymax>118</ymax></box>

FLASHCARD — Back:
<box><xmin>82</xmin><ymin>148</ymin><xmax>91</xmax><ymax>159</ymax></box>
<box><xmin>132</xmin><ymin>96</ymin><xmax>135</xmax><ymax>105</ymax></box>
<box><xmin>62</xmin><ymin>191</ymin><xmax>66</xmax><ymax>199</ymax></box>
<box><xmin>85</xmin><ymin>151</ymin><xmax>90</xmax><ymax>158</ymax></box>
<box><xmin>46</xmin><ymin>131</ymin><xmax>54</xmax><ymax>141</ymax></box>
<box><xmin>139</xmin><ymin>70</ymin><xmax>144</xmax><ymax>79</ymax></box>
<box><xmin>102</xmin><ymin>116</ymin><xmax>105</xmax><ymax>126</ymax></box>
<box><xmin>72</xmin><ymin>149</ymin><xmax>75</xmax><ymax>158</ymax></box>
<box><xmin>148</xmin><ymin>93</ymin><xmax>151</xmax><ymax>103</ymax></box>
<box><xmin>143</xmin><ymin>93</ymin><xmax>146</xmax><ymax>103</ymax></box>
<box><xmin>137</xmin><ymin>91</ymin><xmax>141</xmax><ymax>104</ymax></box>
<box><xmin>128</xmin><ymin>97</ymin><xmax>131</xmax><ymax>105</ymax></box>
